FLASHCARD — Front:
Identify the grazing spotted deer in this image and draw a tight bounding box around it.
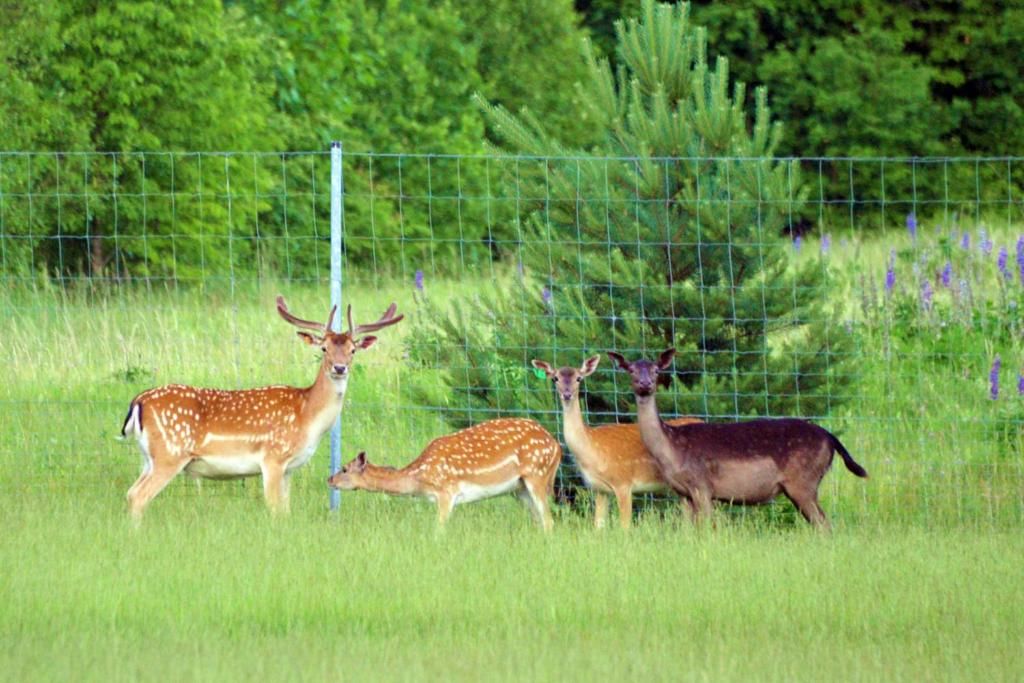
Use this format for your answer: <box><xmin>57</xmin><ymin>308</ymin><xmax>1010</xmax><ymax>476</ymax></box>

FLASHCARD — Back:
<box><xmin>328</xmin><ymin>418</ymin><xmax>562</xmax><ymax>530</ymax></box>
<box><xmin>608</xmin><ymin>348</ymin><xmax>868</xmax><ymax>529</ymax></box>
<box><xmin>119</xmin><ymin>296</ymin><xmax>402</xmax><ymax>519</ymax></box>
<box><xmin>531</xmin><ymin>356</ymin><xmax>702</xmax><ymax>529</ymax></box>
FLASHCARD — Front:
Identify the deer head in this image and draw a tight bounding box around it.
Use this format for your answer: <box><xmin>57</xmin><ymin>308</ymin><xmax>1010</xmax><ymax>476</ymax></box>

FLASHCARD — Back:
<box><xmin>531</xmin><ymin>355</ymin><xmax>600</xmax><ymax>403</ymax></box>
<box><xmin>327</xmin><ymin>451</ymin><xmax>368</xmax><ymax>490</ymax></box>
<box><xmin>276</xmin><ymin>296</ymin><xmax>403</xmax><ymax>384</ymax></box>
<box><xmin>607</xmin><ymin>348</ymin><xmax>676</xmax><ymax>398</ymax></box>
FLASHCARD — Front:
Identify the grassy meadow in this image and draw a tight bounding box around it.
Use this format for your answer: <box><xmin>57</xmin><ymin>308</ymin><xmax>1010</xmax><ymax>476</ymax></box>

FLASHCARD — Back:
<box><xmin>2</xmin><ymin>222</ymin><xmax>1024</xmax><ymax>681</ymax></box>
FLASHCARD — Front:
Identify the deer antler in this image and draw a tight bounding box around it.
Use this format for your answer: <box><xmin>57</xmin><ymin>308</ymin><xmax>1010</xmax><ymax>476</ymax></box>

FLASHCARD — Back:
<box><xmin>276</xmin><ymin>295</ymin><xmax>337</xmax><ymax>334</ymax></box>
<box><xmin>348</xmin><ymin>302</ymin><xmax>403</xmax><ymax>337</ymax></box>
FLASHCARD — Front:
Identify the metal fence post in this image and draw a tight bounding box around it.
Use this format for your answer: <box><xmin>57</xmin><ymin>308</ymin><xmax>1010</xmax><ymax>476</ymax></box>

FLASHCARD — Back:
<box><xmin>329</xmin><ymin>141</ymin><xmax>344</xmax><ymax>511</ymax></box>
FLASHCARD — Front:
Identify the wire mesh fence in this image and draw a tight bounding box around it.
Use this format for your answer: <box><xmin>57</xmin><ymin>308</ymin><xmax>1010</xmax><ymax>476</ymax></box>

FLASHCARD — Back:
<box><xmin>1</xmin><ymin>149</ymin><xmax>1022</xmax><ymax>527</ymax></box>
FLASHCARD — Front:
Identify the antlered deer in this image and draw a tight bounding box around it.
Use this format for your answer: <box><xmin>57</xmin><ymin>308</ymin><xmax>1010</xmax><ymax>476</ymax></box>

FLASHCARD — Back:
<box><xmin>328</xmin><ymin>418</ymin><xmax>562</xmax><ymax>530</ymax></box>
<box><xmin>119</xmin><ymin>296</ymin><xmax>402</xmax><ymax>519</ymax></box>
<box><xmin>608</xmin><ymin>348</ymin><xmax>868</xmax><ymax>529</ymax></box>
<box><xmin>532</xmin><ymin>356</ymin><xmax>702</xmax><ymax>529</ymax></box>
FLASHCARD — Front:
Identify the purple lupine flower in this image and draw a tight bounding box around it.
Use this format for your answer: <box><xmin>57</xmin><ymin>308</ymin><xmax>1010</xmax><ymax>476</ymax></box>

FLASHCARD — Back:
<box><xmin>414</xmin><ymin>269</ymin><xmax>424</xmax><ymax>291</ymax></box>
<box><xmin>906</xmin><ymin>212</ymin><xmax>917</xmax><ymax>240</ymax></box>
<box><xmin>793</xmin><ymin>235</ymin><xmax>802</xmax><ymax>253</ymax></box>
<box><xmin>998</xmin><ymin>247</ymin><xmax>1010</xmax><ymax>280</ymax></box>
<box><xmin>820</xmin><ymin>234</ymin><xmax>831</xmax><ymax>254</ymax></box>
<box><xmin>884</xmin><ymin>249</ymin><xmax>896</xmax><ymax>295</ymax></box>
<box><xmin>979</xmin><ymin>229</ymin><xmax>993</xmax><ymax>256</ymax></box>
<box><xmin>1016</xmin><ymin>236</ymin><xmax>1024</xmax><ymax>285</ymax></box>
<box><xmin>961</xmin><ymin>232</ymin><xmax>970</xmax><ymax>250</ymax></box>
<box><xmin>940</xmin><ymin>261</ymin><xmax>952</xmax><ymax>288</ymax></box>
<box><xmin>542</xmin><ymin>286</ymin><xmax>552</xmax><ymax>306</ymax></box>
<box><xmin>1018</xmin><ymin>372</ymin><xmax>1024</xmax><ymax>397</ymax></box>
<box><xmin>920</xmin><ymin>279</ymin><xmax>933</xmax><ymax>311</ymax></box>
<box><xmin>990</xmin><ymin>355</ymin><xmax>1001</xmax><ymax>400</ymax></box>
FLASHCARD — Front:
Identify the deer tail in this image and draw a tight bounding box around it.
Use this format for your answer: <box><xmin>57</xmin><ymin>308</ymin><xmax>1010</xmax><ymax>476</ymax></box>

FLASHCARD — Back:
<box><xmin>829</xmin><ymin>431</ymin><xmax>867</xmax><ymax>478</ymax></box>
<box><xmin>119</xmin><ymin>400</ymin><xmax>143</xmax><ymax>440</ymax></box>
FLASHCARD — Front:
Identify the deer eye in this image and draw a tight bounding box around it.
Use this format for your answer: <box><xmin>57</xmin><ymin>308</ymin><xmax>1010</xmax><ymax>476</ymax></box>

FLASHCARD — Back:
<box><xmin>576</xmin><ymin>377</ymin><xmax>582</xmax><ymax>383</ymax></box>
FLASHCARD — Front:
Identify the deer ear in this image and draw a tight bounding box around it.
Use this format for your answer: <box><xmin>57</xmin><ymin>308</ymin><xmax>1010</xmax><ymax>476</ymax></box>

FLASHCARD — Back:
<box><xmin>580</xmin><ymin>355</ymin><xmax>601</xmax><ymax>377</ymax></box>
<box><xmin>607</xmin><ymin>351</ymin><xmax>630</xmax><ymax>371</ymax></box>
<box><xmin>531</xmin><ymin>359</ymin><xmax>555</xmax><ymax>377</ymax></box>
<box><xmin>354</xmin><ymin>451</ymin><xmax>367</xmax><ymax>471</ymax></box>
<box><xmin>297</xmin><ymin>331</ymin><xmax>319</xmax><ymax>347</ymax></box>
<box><xmin>656</xmin><ymin>348</ymin><xmax>676</xmax><ymax>370</ymax></box>
<box><xmin>356</xmin><ymin>335</ymin><xmax>377</xmax><ymax>350</ymax></box>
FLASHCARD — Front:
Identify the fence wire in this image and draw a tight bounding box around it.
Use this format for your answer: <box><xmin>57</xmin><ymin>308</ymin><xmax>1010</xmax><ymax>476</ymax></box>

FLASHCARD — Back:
<box><xmin>1</xmin><ymin>150</ymin><xmax>1021</xmax><ymax>527</ymax></box>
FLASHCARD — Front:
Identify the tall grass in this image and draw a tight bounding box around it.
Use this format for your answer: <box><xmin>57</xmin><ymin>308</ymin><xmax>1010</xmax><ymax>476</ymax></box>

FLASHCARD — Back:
<box><xmin>2</xmin><ymin>495</ymin><xmax>1023</xmax><ymax>682</ymax></box>
<box><xmin>1</xmin><ymin>224</ymin><xmax>1023</xmax><ymax>679</ymax></box>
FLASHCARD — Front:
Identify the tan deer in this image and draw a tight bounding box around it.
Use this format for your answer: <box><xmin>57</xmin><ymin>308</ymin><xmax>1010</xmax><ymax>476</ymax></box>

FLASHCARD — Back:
<box><xmin>531</xmin><ymin>356</ymin><xmax>702</xmax><ymax>529</ymax></box>
<box><xmin>608</xmin><ymin>348</ymin><xmax>868</xmax><ymax>529</ymax></box>
<box><xmin>119</xmin><ymin>296</ymin><xmax>402</xmax><ymax>519</ymax></box>
<box><xmin>328</xmin><ymin>418</ymin><xmax>562</xmax><ymax>530</ymax></box>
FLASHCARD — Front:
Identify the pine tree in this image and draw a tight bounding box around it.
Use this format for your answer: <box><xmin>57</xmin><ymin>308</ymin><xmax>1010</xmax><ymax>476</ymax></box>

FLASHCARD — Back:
<box><xmin>408</xmin><ymin>0</ymin><xmax>850</xmax><ymax>426</ymax></box>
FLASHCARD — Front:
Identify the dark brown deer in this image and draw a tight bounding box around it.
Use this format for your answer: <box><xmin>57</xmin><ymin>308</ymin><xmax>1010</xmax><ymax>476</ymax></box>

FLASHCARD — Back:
<box><xmin>607</xmin><ymin>348</ymin><xmax>868</xmax><ymax>529</ymax></box>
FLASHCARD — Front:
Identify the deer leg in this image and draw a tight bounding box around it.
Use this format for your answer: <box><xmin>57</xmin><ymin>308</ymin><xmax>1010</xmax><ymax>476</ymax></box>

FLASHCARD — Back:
<box><xmin>127</xmin><ymin>457</ymin><xmax>189</xmax><ymax>521</ymax></box>
<box><xmin>279</xmin><ymin>472</ymin><xmax>293</xmax><ymax>514</ymax></box>
<box><xmin>126</xmin><ymin>451</ymin><xmax>154</xmax><ymax>502</ymax></box>
<box><xmin>664</xmin><ymin>471</ymin><xmax>712</xmax><ymax>528</ymax></box>
<box><xmin>783</xmin><ymin>485</ymin><xmax>831</xmax><ymax>531</ymax></box>
<box><xmin>593</xmin><ymin>491</ymin><xmax>610</xmax><ymax>529</ymax></box>
<box><xmin>435</xmin><ymin>492</ymin><xmax>455</xmax><ymax>525</ymax></box>
<box><xmin>523</xmin><ymin>477</ymin><xmax>554</xmax><ymax>532</ymax></box>
<box><xmin>260</xmin><ymin>459</ymin><xmax>288</xmax><ymax>515</ymax></box>
<box><xmin>613</xmin><ymin>486</ymin><xmax>634</xmax><ymax>530</ymax></box>
<box><xmin>516</xmin><ymin>486</ymin><xmax>540</xmax><ymax>524</ymax></box>
<box><xmin>692</xmin><ymin>486</ymin><xmax>715</xmax><ymax>529</ymax></box>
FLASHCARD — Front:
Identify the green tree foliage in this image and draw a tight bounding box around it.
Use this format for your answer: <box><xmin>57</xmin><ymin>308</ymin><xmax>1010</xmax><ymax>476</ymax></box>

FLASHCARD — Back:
<box><xmin>455</xmin><ymin>0</ymin><xmax>594</xmax><ymax>143</ymax></box>
<box><xmin>232</xmin><ymin>0</ymin><xmax>489</xmax><ymax>276</ymax></box>
<box><xmin>408</xmin><ymin>0</ymin><xmax>849</xmax><ymax>426</ymax></box>
<box><xmin>574</xmin><ymin>0</ymin><xmax>641</xmax><ymax>58</ymax></box>
<box><xmin>686</xmin><ymin>0</ymin><xmax>1024</xmax><ymax>224</ymax></box>
<box><xmin>0</xmin><ymin>0</ymin><xmax>282</xmax><ymax>278</ymax></box>
<box><xmin>2</xmin><ymin>0</ymin><xmax>593</xmax><ymax>278</ymax></box>
<box><xmin>231</xmin><ymin>0</ymin><xmax>594</xmax><ymax>275</ymax></box>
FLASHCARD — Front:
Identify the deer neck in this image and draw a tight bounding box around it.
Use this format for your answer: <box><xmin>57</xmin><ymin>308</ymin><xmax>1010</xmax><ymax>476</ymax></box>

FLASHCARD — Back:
<box><xmin>561</xmin><ymin>396</ymin><xmax>596</xmax><ymax>463</ymax></box>
<box><xmin>359</xmin><ymin>464</ymin><xmax>422</xmax><ymax>496</ymax></box>
<box><xmin>635</xmin><ymin>393</ymin><xmax>672</xmax><ymax>458</ymax></box>
<box><xmin>300</xmin><ymin>362</ymin><xmax>346</xmax><ymax>435</ymax></box>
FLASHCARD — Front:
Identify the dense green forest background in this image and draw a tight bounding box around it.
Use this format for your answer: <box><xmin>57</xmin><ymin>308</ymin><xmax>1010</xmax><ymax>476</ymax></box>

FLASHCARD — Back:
<box><xmin>1</xmin><ymin>0</ymin><xmax>1022</xmax><ymax>277</ymax></box>
<box><xmin>6</xmin><ymin>1</ymin><xmax>1019</xmax><ymax>158</ymax></box>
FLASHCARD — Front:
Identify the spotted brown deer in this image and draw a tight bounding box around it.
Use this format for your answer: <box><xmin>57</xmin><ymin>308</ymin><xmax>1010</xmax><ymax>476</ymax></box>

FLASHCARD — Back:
<box><xmin>328</xmin><ymin>418</ymin><xmax>562</xmax><ymax>530</ymax></box>
<box><xmin>531</xmin><ymin>356</ymin><xmax>702</xmax><ymax>529</ymax></box>
<box><xmin>119</xmin><ymin>296</ymin><xmax>402</xmax><ymax>519</ymax></box>
<box><xmin>608</xmin><ymin>348</ymin><xmax>868</xmax><ymax>529</ymax></box>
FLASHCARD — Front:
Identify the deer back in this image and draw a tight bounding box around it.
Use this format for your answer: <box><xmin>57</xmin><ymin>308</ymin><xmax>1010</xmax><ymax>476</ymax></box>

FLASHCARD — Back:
<box><xmin>664</xmin><ymin>418</ymin><xmax>834</xmax><ymax>467</ymax></box>
<box><xmin>406</xmin><ymin>418</ymin><xmax>561</xmax><ymax>488</ymax></box>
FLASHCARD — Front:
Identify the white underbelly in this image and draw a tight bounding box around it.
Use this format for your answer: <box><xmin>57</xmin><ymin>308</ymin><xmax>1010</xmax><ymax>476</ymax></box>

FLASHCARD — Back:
<box><xmin>185</xmin><ymin>454</ymin><xmax>263</xmax><ymax>480</ymax></box>
<box><xmin>286</xmin><ymin>444</ymin><xmax>317</xmax><ymax>472</ymax></box>
<box><xmin>453</xmin><ymin>477</ymin><xmax>522</xmax><ymax>505</ymax></box>
<box><xmin>632</xmin><ymin>480</ymin><xmax>671</xmax><ymax>494</ymax></box>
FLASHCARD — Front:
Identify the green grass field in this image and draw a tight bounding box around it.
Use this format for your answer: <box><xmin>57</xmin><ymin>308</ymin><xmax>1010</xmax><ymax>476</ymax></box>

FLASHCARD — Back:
<box><xmin>2</xmin><ymin>231</ymin><xmax>1023</xmax><ymax>680</ymax></box>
